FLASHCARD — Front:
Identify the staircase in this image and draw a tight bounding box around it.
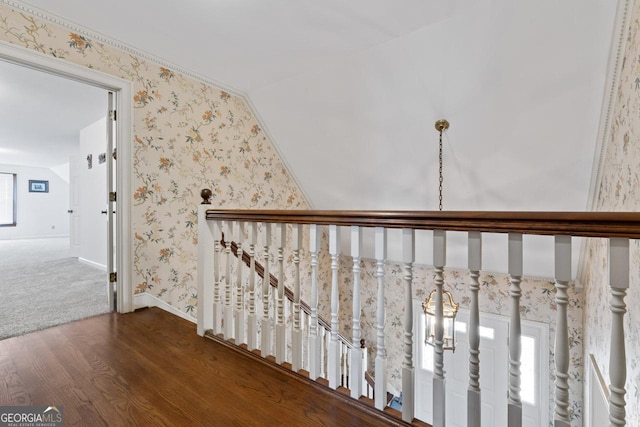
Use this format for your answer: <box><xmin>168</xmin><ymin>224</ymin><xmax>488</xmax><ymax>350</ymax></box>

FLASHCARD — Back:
<box><xmin>219</xmin><ymin>232</ymin><xmax>364</xmax><ymax>391</ymax></box>
<box><xmin>197</xmin><ymin>191</ymin><xmax>640</xmax><ymax>427</ymax></box>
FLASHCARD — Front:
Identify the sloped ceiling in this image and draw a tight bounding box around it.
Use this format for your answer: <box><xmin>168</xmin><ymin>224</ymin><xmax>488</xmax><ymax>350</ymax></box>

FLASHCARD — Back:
<box><xmin>15</xmin><ymin>0</ymin><xmax>617</xmax><ymax>212</ymax></box>
<box><xmin>7</xmin><ymin>0</ymin><xmax>620</xmax><ymax>275</ymax></box>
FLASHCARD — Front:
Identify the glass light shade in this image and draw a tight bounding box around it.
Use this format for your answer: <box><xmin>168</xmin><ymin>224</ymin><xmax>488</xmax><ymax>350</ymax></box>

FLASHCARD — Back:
<box><xmin>422</xmin><ymin>289</ymin><xmax>460</xmax><ymax>351</ymax></box>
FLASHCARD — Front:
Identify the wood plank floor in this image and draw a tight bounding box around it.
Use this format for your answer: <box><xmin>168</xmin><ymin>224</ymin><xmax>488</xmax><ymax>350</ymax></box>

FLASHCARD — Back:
<box><xmin>0</xmin><ymin>307</ymin><xmax>414</xmax><ymax>426</ymax></box>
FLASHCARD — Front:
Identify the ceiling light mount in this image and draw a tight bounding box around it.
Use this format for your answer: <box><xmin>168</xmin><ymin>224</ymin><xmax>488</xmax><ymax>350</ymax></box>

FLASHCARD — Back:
<box><xmin>434</xmin><ymin>119</ymin><xmax>449</xmax><ymax>132</ymax></box>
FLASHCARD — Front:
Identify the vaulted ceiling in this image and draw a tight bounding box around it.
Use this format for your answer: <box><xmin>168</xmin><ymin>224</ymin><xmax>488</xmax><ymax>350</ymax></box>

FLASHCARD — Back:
<box><xmin>2</xmin><ymin>0</ymin><xmax>621</xmax><ymax>276</ymax></box>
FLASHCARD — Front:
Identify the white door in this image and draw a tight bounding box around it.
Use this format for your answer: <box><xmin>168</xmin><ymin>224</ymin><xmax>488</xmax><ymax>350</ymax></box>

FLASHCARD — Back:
<box><xmin>443</xmin><ymin>310</ymin><xmax>509</xmax><ymax>427</ymax></box>
<box><xmin>68</xmin><ymin>155</ymin><xmax>81</xmax><ymax>257</ymax></box>
<box><xmin>414</xmin><ymin>304</ymin><xmax>548</xmax><ymax>426</ymax></box>
<box><xmin>414</xmin><ymin>304</ymin><xmax>508</xmax><ymax>426</ymax></box>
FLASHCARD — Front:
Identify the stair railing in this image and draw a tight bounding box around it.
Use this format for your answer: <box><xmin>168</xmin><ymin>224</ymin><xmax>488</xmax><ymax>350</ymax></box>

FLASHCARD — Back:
<box><xmin>219</xmin><ymin>233</ymin><xmax>359</xmax><ymax>384</ymax></box>
<box><xmin>197</xmin><ymin>190</ymin><xmax>640</xmax><ymax>427</ymax></box>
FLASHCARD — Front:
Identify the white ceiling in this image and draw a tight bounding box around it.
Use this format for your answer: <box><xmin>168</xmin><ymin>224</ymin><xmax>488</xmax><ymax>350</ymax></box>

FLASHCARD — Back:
<box><xmin>3</xmin><ymin>0</ymin><xmax>620</xmax><ymax>276</ymax></box>
<box><xmin>0</xmin><ymin>59</ymin><xmax>107</xmax><ymax>168</ymax></box>
<box><xmin>14</xmin><ymin>0</ymin><xmax>618</xmax><ymax>212</ymax></box>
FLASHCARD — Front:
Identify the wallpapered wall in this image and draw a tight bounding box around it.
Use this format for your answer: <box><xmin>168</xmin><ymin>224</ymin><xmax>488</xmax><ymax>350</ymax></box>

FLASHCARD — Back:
<box><xmin>0</xmin><ymin>4</ymin><xmax>309</xmax><ymax>315</ymax></box>
<box><xmin>333</xmin><ymin>257</ymin><xmax>584</xmax><ymax>426</ymax></box>
<box><xmin>582</xmin><ymin>0</ymin><xmax>640</xmax><ymax>425</ymax></box>
<box><xmin>1</xmin><ymin>4</ymin><xmax>623</xmax><ymax>426</ymax></box>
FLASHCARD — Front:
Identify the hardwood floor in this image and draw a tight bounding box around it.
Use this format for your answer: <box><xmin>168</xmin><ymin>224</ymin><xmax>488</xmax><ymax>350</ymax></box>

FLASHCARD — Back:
<box><xmin>0</xmin><ymin>307</ymin><xmax>414</xmax><ymax>426</ymax></box>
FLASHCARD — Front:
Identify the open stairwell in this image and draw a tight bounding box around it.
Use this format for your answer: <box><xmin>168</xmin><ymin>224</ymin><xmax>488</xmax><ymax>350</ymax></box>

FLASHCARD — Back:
<box><xmin>197</xmin><ymin>190</ymin><xmax>640</xmax><ymax>427</ymax></box>
<box><xmin>216</xmin><ymin>229</ymin><xmax>412</xmax><ymax>421</ymax></box>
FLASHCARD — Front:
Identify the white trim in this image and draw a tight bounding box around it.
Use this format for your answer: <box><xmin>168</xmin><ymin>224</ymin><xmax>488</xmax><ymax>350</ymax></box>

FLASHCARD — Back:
<box><xmin>0</xmin><ymin>234</ymin><xmax>69</xmax><ymax>240</ymax></box>
<box><xmin>0</xmin><ymin>41</ymin><xmax>135</xmax><ymax>314</ymax></box>
<box><xmin>134</xmin><ymin>293</ymin><xmax>197</xmax><ymax>324</ymax></box>
<box><xmin>78</xmin><ymin>257</ymin><xmax>107</xmax><ymax>272</ymax></box>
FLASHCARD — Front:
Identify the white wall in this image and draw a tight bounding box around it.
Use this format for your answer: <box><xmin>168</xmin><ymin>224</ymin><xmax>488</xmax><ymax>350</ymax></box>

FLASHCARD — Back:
<box><xmin>78</xmin><ymin>117</ymin><xmax>107</xmax><ymax>268</ymax></box>
<box><xmin>0</xmin><ymin>163</ymin><xmax>70</xmax><ymax>239</ymax></box>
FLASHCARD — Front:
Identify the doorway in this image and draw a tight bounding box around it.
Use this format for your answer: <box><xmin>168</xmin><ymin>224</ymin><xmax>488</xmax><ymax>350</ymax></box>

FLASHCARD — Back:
<box><xmin>0</xmin><ymin>42</ymin><xmax>133</xmax><ymax>316</ymax></box>
<box><xmin>413</xmin><ymin>301</ymin><xmax>550</xmax><ymax>426</ymax></box>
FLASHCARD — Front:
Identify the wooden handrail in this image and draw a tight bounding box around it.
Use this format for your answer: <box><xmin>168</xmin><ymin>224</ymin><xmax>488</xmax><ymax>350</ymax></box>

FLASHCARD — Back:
<box><xmin>206</xmin><ymin>210</ymin><xmax>640</xmax><ymax>238</ymax></box>
<box><xmin>220</xmin><ymin>235</ymin><xmax>356</xmax><ymax>349</ymax></box>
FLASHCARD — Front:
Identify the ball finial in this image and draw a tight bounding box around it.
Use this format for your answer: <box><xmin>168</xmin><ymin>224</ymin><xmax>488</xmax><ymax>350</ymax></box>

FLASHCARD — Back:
<box><xmin>201</xmin><ymin>188</ymin><xmax>212</xmax><ymax>205</ymax></box>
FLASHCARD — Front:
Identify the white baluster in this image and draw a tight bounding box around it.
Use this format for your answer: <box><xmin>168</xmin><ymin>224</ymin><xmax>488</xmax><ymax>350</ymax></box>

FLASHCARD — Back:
<box><xmin>302</xmin><ymin>310</ymin><xmax>309</xmax><ymax>371</ymax></box>
<box><xmin>402</xmin><ymin>228</ymin><xmax>415</xmax><ymax>423</ymax></box>
<box><xmin>351</xmin><ymin>225</ymin><xmax>363</xmax><ymax>399</ymax></box>
<box><xmin>468</xmin><ymin>232</ymin><xmax>482</xmax><ymax>427</ymax></box>
<box><xmin>292</xmin><ymin>224</ymin><xmax>303</xmax><ymax>372</ymax></box>
<box><xmin>361</xmin><ymin>339</ymin><xmax>368</xmax><ymax>399</ymax></box>
<box><xmin>328</xmin><ymin>224</ymin><xmax>341</xmax><ymax>389</ymax></box>
<box><xmin>344</xmin><ymin>344</ymin><xmax>350</xmax><ymax>388</ymax></box>
<box><xmin>554</xmin><ymin>235</ymin><xmax>571</xmax><ymax>427</ymax></box>
<box><xmin>260</xmin><ymin>223</ymin><xmax>272</xmax><ymax>356</ymax></box>
<box><xmin>508</xmin><ymin>233</ymin><xmax>522</xmax><ymax>427</ymax></box>
<box><xmin>374</xmin><ymin>227</ymin><xmax>388</xmax><ymax>410</ymax></box>
<box><xmin>224</xmin><ymin>221</ymin><xmax>234</xmax><ymax>339</ymax></box>
<box><xmin>234</xmin><ymin>221</ymin><xmax>245</xmax><ymax>344</ymax></box>
<box><xmin>247</xmin><ymin>222</ymin><xmax>258</xmax><ymax>350</ymax></box>
<box><xmin>325</xmin><ymin>327</ymin><xmax>331</xmax><ymax>379</ymax></box>
<box><xmin>433</xmin><ymin>229</ymin><xmax>446</xmax><ymax>427</ymax></box>
<box><xmin>308</xmin><ymin>224</ymin><xmax>321</xmax><ymax>380</ymax></box>
<box><xmin>196</xmin><ymin>204</ymin><xmax>214</xmax><ymax>336</ymax></box>
<box><xmin>275</xmin><ymin>223</ymin><xmax>287</xmax><ymax>364</ymax></box>
<box><xmin>608</xmin><ymin>238</ymin><xmax>629</xmax><ymax>427</ymax></box>
<box><xmin>212</xmin><ymin>220</ymin><xmax>223</xmax><ymax>335</ymax></box>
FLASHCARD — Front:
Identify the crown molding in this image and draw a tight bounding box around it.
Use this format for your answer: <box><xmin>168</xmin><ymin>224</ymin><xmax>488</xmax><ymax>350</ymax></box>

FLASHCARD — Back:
<box><xmin>577</xmin><ymin>0</ymin><xmax>636</xmax><ymax>289</ymax></box>
<box><xmin>587</xmin><ymin>0</ymin><xmax>636</xmax><ymax>211</ymax></box>
<box><xmin>1</xmin><ymin>0</ymin><xmax>246</xmax><ymax>98</ymax></box>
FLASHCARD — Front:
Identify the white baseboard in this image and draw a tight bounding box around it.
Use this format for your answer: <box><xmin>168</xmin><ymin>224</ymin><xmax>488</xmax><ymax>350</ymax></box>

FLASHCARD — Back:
<box><xmin>134</xmin><ymin>293</ymin><xmax>196</xmax><ymax>324</ymax></box>
<box><xmin>78</xmin><ymin>257</ymin><xmax>107</xmax><ymax>271</ymax></box>
<box><xmin>0</xmin><ymin>234</ymin><xmax>70</xmax><ymax>240</ymax></box>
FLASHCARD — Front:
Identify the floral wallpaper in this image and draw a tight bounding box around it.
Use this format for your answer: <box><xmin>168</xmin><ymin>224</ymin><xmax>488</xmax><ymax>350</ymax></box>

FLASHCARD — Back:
<box><xmin>0</xmin><ymin>4</ymin><xmax>309</xmax><ymax>315</ymax></box>
<box><xmin>331</xmin><ymin>257</ymin><xmax>583</xmax><ymax>426</ymax></box>
<box><xmin>2</xmin><ymin>4</ymin><xmax>632</xmax><ymax>426</ymax></box>
<box><xmin>582</xmin><ymin>0</ymin><xmax>640</xmax><ymax>425</ymax></box>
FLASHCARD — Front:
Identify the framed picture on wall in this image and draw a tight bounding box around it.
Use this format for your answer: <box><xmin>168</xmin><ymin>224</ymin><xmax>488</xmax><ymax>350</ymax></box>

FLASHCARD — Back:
<box><xmin>28</xmin><ymin>180</ymin><xmax>49</xmax><ymax>193</ymax></box>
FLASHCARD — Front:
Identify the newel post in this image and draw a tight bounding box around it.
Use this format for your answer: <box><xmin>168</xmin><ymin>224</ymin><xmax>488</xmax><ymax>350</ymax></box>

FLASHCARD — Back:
<box><xmin>197</xmin><ymin>189</ymin><xmax>214</xmax><ymax>336</ymax></box>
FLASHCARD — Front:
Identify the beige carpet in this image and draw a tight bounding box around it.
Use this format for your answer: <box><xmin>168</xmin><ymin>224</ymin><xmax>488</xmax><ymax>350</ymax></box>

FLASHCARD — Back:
<box><xmin>0</xmin><ymin>237</ymin><xmax>110</xmax><ymax>340</ymax></box>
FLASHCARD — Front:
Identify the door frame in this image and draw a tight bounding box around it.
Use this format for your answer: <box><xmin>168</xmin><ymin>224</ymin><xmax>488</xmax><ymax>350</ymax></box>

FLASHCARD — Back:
<box><xmin>0</xmin><ymin>40</ymin><xmax>134</xmax><ymax>313</ymax></box>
